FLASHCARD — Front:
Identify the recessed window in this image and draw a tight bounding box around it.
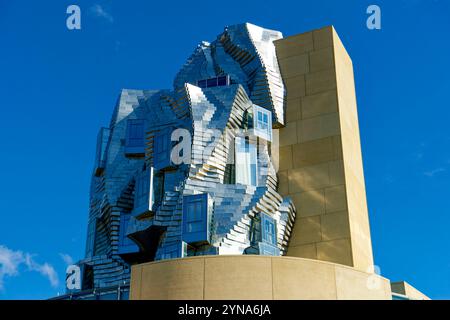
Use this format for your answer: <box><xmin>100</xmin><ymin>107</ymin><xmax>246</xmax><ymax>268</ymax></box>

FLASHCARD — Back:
<box><xmin>153</xmin><ymin>128</ymin><xmax>172</xmax><ymax>170</ymax></box>
<box><xmin>186</xmin><ymin>200</ymin><xmax>203</xmax><ymax>232</ymax></box>
<box><xmin>198</xmin><ymin>79</ymin><xmax>207</xmax><ymax>88</ymax></box>
<box><xmin>125</xmin><ymin>119</ymin><xmax>145</xmax><ymax>156</ymax></box>
<box><xmin>94</xmin><ymin>127</ymin><xmax>110</xmax><ymax>176</ymax></box>
<box><xmin>252</xmin><ymin>105</ymin><xmax>272</xmax><ymax>141</ymax></box>
<box><xmin>132</xmin><ymin>167</ymin><xmax>155</xmax><ymax>217</ymax></box>
<box><xmin>85</xmin><ymin>219</ymin><xmax>96</xmax><ymax>259</ymax></box>
<box><xmin>207</xmin><ymin>78</ymin><xmax>217</xmax><ymax>87</ymax></box>
<box><xmin>235</xmin><ymin>136</ymin><xmax>257</xmax><ymax>186</ymax></box>
<box><xmin>217</xmin><ymin>75</ymin><xmax>228</xmax><ymax>86</ymax></box>
<box><xmin>182</xmin><ymin>194</ymin><xmax>211</xmax><ymax>245</ymax></box>
<box><xmin>197</xmin><ymin>75</ymin><xmax>230</xmax><ymax>88</ymax></box>
<box><xmin>258</xmin><ymin>242</ymin><xmax>280</xmax><ymax>256</ymax></box>
<box><xmin>261</xmin><ymin>213</ymin><xmax>277</xmax><ymax>246</ymax></box>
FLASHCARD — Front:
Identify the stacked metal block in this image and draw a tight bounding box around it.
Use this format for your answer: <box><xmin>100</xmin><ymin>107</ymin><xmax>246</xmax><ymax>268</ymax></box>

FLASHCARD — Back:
<box><xmin>76</xmin><ymin>23</ymin><xmax>296</xmax><ymax>292</ymax></box>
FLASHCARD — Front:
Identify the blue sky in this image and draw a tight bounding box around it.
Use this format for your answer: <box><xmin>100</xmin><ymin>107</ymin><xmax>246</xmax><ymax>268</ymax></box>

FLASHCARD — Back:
<box><xmin>0</xmin><ymin>0</ymin><xmax>449</xmax><ymax>299</ymax></box>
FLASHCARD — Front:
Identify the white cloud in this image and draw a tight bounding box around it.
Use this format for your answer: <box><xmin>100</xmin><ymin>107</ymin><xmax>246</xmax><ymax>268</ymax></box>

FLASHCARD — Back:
<box><xmin>90</xmin><ymin>4</ymin><xmax>114</xmax><ymax>23</ymax></box>
<box><xmin>0</xmin><ymin>245</ymin><xmax>59</xmax><ymax>291</ymax></box>
<box><xmin>424</xmin><ymin>167</ymin><xmax>446</xmax><ymax>177</ymax></box>
<box><xmin>24</xmin><ymin>254</ymin><xmax>59</xmax><ymax>288</ymax></box>
<box><xmin>59</xmin><ymin>253</ymin><xmax>74</xmax><ymax>266</ymax></box>
<box><xmin>0</xmin><ymin>245</ymin><xmax>24</xmax><ymax>290</ymax></box>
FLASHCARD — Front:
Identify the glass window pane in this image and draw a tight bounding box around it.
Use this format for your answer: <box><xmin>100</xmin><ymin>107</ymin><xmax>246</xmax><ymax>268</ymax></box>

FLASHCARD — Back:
<box><xmin>126</xmin><ymin>120</ymin><xmax>145</xmax><ymax>149</ymax></box>
<box><xmin>217</xmin><ymin>76</ymin><xmax>227</xmax><ymax>86</ymax></box>
<box><xmin>182</xmin><ymin>194</ymin><xmax>210</xmax><ymax>244</ymax></box>
<box><xmin>194</xmin><ymin>202</ymin><xmax>201</xmax><ymax>221</ymax></box>
<box><xmin>258</xmin><ymin>111</ymin><xmax>263</xmax><ymax>121</ymax></box>
<box><xmin>252</xmin><ymin>105</ymin><xmax>272</xmax><ymax>141</ymax></box>
<box><xmin>207</xmin><ymin>78</ymin><xmax>217</xmax><ymax>87</ymax></box>
<box><xmin>235</xmin><ymin>137</ymin><xmax>257</xmax><ymax>186</ymax></box>
<box><xmin>187</xmin><ymin>204</ymin><xmax>195</xmax><ymax>222</ymax></box>
<box><xmin>262</xmin><ymin>214</ymin><xmax>276</xmax><ymax>245</ymax></box>
<box><xmin>198</xmin><ymin>80</ymin><xmax>207</xmax><ymax>88</ymax></box>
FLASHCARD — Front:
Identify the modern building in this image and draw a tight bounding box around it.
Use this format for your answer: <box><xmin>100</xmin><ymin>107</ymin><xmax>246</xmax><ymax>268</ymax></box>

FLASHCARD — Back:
<box><xmin>57</xmin><ymin>23</ymin><xmax>428</xmax><ymax>300</ymax></box>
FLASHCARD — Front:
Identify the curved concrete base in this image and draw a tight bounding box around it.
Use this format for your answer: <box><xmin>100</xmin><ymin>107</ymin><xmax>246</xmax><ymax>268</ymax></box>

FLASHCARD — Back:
<box><xmin>130</xmin><ymin>255</ymin><xmax>392</xmax><ymax>300</ymax></box>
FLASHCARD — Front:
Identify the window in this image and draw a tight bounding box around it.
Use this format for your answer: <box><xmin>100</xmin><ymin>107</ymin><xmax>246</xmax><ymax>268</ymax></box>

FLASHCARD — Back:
<box><xmin>125</xmin><ymin>119</ymin><xmax>145</xmax><ymax>156</ymax></box>
<box><xmin>153</xmin><ymin>128</ymin><xmax>172</xmax><ymax>170</ymax></box>
<box><xmin>81</xmin><ymin>264</ymin><xmax>94</xmax><ymax>290</ymax></box>
<box><xmin>85</xmin><ymin>219</ymin><xmax>97</xmax><ymax>258</ymax></box>
<box><xmin>256</xmin><ymin>213</ymin><xmax>279</xmax><ymax>256</ymax></box>
<box><xmin>206</xmin><ymin>78</ymin><xmax>217</xmax><ymax>87</ymax></box>
<box><xmin>132</xmin><ymin>167</ymin><xmax>155</xmax><ymax>217</ymax></box>
<box><xmin>186</xmin><ymin>200</ymin><xmax>203</xmax><ymax>232</ymax></box>
<box><xmin>118</xmin><ymin>213</ymin><xmax>139</xmax><ymax>255</ymax></box>
<box><xmin>182</xmin><ymin>194</ymin><xmax>211</xmax><ymax>244</ymax></box>
<box><xmin>257</xmin><ymin>110</ymin><xmax>269</xmax><ymax>130</ymax></box>
<box><xmin>152</xmin><ymin>173</ymin><xmax>165</xmax><ymax>207</ymax></box>
<box><xmin>160</xmin><ymin>242</ymin><xmax>188</xmax><ymax>260</ymax></box>
<box><xmin>198</xmin><ymin>79</ymin><xmax>207</xmax><ymax>88</ymax></box>
<box><xmin>197</xmin><ymin>75</ymin><xmax>230</xmax><ymax>88</ymax></box>
<box><xmin>94</xmin><ymin>127</ymin><xmax>110</xmax><ymax>176</ymax></box>
<box><xmin>217</xmin><ymin>75</ymin><xmax>228</xmax><ymax>86</ymax></box>
<box><xmin>261</xmin><ymin>213</ymin><xmax>277</xmax><ymax>246</ymax></box>
<box><xmin>235</xmin><ymin>136</ymin><xmax>257</xmax><ymax>186</ymax></box>
<box><xmin>258</xmin><ymin>242</ymin><xmax>280</xmax><ymax>256</ymax></box>
<box><xmin>252</xmin><ymin>105</ymin><xmax>272</xmax><ymax>141</ymax></box>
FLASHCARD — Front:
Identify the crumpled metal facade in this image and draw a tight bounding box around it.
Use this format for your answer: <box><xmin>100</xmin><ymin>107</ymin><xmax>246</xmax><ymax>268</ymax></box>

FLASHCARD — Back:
<box><xmin>77</xmin><ymin>23</ymin><xmax>296</xmax><ymax>290</ymax></box>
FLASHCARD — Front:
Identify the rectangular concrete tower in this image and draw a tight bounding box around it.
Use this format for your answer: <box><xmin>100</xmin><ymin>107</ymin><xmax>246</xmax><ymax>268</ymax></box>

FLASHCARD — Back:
<box><xmin>274</xmin><ymin>26</ymin><xmax>374</xmax><ymax>272</ymax></box>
